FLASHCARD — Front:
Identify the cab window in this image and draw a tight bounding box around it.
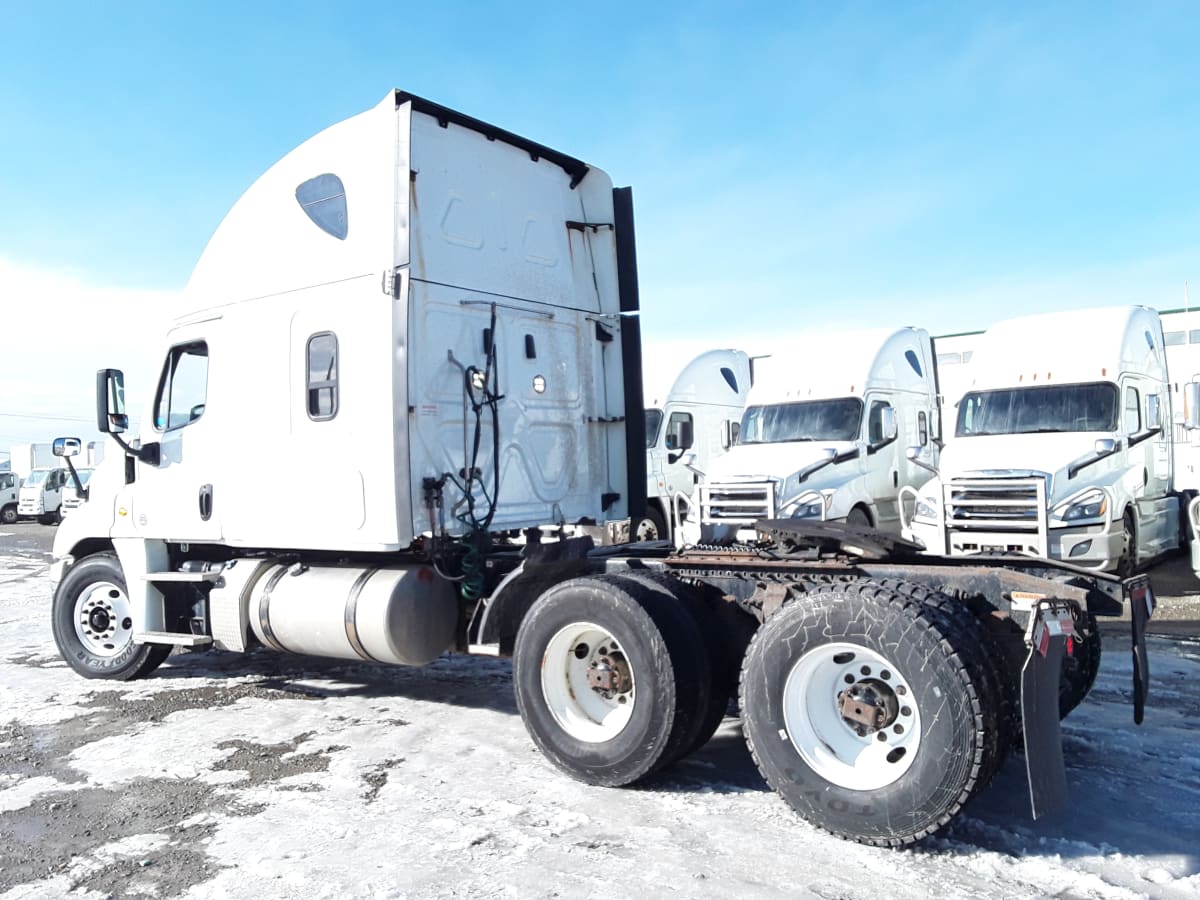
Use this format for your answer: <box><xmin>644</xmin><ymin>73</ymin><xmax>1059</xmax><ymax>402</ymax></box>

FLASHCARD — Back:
<box><xmin>155</xmin><ymin>342</ymin><xmax>209</xmax><ymax>431</ymax></box>
<box><xmin>868</xmin><ymin>400</ymin><xmax>893</xmax><ymax>443</ymax></box>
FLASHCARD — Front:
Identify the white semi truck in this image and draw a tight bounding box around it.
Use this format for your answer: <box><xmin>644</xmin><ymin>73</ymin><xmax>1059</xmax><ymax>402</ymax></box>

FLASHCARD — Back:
<box><xmin>50</xmin><ymin>90</ymin><xmax>1155</xmax><ymax>848</ymax></box>
<box><xmin>904</xmin><ymin>306</ymin><xmax>1180</xmax><ymax>575</ymax></box>
<box><xmin>686</xmin><ymin>328</ymin><xmax>939</xmax><ymax>543</ymax></box>
<box><xmin>638</xmin><ymin>348</ymin><xmax>752</xmax><ymax>541</ymax></box>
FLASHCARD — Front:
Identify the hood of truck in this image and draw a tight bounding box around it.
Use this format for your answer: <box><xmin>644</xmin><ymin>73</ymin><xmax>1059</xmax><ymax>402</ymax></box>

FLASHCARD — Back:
<box><xmin>937</xmin><ymin>433</ymin><xmax>1117</xmax><ymax>496</ymax></box>
<box><xmin>706</xmin><ymin>441</ymin><xmax>859</xmax><ymax>484</ymax></box>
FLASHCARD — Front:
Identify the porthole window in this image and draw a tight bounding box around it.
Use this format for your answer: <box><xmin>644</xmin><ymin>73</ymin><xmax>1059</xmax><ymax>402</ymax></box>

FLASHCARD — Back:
<box><xmin>296</xmin><ymin>174</ymin><xmax>348</xmax><ymax>240</ymax></box>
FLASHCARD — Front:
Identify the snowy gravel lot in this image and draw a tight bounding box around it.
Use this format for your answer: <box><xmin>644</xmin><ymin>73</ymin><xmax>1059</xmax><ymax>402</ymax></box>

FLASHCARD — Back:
<box><xmin>1</xmin><ymin>524</ymin><xmax>1199</xmax><ymax>899</ymax></box>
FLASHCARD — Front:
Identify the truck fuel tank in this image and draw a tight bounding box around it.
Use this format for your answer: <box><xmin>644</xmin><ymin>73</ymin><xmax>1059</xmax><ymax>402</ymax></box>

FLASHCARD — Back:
<box><xmin>246</xmin><ymin>562</ymin><xmax>458</xmax><ymax>666</ymax></box>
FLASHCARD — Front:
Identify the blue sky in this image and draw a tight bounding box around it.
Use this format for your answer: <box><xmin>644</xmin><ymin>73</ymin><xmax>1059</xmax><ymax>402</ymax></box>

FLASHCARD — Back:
<box><xmin>3</xmin><ymin>2</ymin><xmax>1200</xmax><ymax>448</ymax></box>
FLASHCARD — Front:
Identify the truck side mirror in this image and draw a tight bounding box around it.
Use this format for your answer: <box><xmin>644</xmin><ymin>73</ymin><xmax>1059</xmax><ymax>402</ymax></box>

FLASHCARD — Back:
<box><xmin>96</xmin><ymin>369</ymin><xmax>129</xmax><ymax>434</ymax></box>
<box><xmin>1187</xmin><ymin>383</ymin><xmax>1200</xmax><ymax>430</ymax></box>
<box><xmin>678</xmin><ymin>419</ymin><xmax>694</xmax><ymax>451</ymax></box>
<box><xmin>53</xmin><ymin>437</ymin><xmax>82</xmax><ymax>458</ymax></box>
<box><xmin>1094</xmin><ymin>438</ymin><xmax>1116</xmax><ymax>454</ymax></box>
<box><xmin>1146</xmin><ymin>394</ymin><xmax>1162</xmax><ymax>430</ymax></box>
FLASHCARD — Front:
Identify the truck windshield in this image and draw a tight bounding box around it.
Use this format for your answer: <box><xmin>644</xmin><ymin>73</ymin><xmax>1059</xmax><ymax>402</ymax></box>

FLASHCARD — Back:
<box><xmin>956</xmin><ymin>382</ymin><xmax>1119</xmax><ymax>436</ymax></box>
<box><xmin>74</xmin><ymin>469</ymin><xmax>94</xmax><ymax>487</ymax></box>
<box><xmin>24</xmin><ymin>470</ymin><xmax>49</xmax><ymax>486</ymax></box>
<box><xmin>644</xmin><ymin>409</ymin><xmax>663</xmax><ymax>449</ymax></box>
<box><xmin>738</xmin><ymin>398</ymin><xmax>862</xmax><ymax>444</ymax></box>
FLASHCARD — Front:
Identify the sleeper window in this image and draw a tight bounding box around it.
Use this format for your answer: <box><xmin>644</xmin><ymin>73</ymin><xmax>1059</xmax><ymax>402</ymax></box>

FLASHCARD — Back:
<box><xmin>1124</xmin><ymin>387</ymin><xmax>1140</xmax><ymax>434</ymax></box>
<box><xmin>307</xmin><ymin>332</ymin><xmax>339</xmax><ymax>420</ymax></box>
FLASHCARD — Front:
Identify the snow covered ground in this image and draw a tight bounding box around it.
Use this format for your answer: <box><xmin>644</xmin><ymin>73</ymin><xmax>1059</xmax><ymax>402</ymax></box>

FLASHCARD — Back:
<box><xmin>1</xmin><ymin>546</ymin><xmax>1199</xmax><ymax>899</ymax></box>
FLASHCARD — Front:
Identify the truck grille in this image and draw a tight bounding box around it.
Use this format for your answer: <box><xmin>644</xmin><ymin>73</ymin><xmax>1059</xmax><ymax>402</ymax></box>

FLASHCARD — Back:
<box><xmin>699</xmin><ymin>481</ymin><xmax>775</xmax><ymax>525</ymax></box>
<box><xmin>943</xmin><ymin>475</ymin><xmax>1048</xmax><ymax>556</ymax></box>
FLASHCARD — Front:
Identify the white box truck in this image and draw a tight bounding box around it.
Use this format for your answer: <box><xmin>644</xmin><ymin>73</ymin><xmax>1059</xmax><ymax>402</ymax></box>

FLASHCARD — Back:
<box><xmin>49</xmin><ymin>90</ymin><xmax>1156</xmax><ymax>848</ymax></box>
<box><xmin>904</xmin><ymin>306</ymin><xmax>1178</xmax><ymax>574</ymax></box>
<box><xmin>17</xmin><ymin>467</ymin><xmax>70</xmax><ymax>523</ymax></box>
<box><xmin>0</xmin><ymin>470</ymin><xmax>18</xmax><ymax>525</ymax></box>
<box><xmin>9</xmin><ymin>442</ymin><xmax>56</xmax><ymax>481</ymax></box>
<box><xmin>685</xmin><ymin>327</ymin><xmax>939</xmax><ymax>544</ymax></box>
<box><xmin>637</xmin><ymin>348</ymin><xmax>751</xmax><ymax>541</ymax></box>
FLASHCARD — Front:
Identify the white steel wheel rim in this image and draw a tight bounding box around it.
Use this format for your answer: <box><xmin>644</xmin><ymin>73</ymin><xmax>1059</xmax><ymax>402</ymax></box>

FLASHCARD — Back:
<box><xmin>782</xmin><ymin>641</ymin><xmax>921</xmax><ymax>790</ymax></box>
<box><xmin>73</xmin><ymin>580</ymin><xmax>134</xmax><ymax>658</ymax></box>
<box><xmin>541</xmin><ymin>621</ymin><xmax>636</xmax><ymax>743</ymax></box>
<box><xmin>635</xmin><ymin>517</ymin><xmax>660</xmax><ymax>541</ymax></box>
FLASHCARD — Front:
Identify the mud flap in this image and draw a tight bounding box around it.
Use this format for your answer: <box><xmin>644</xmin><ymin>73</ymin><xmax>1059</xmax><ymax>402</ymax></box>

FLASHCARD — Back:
<box><xmin>1129</xmin><ymin>577</ymin><xmax>1154</xmax><ymax>724</ymax></box>
<box><xmin>1020</xmin><ymin>602</ymin><xmax>1073</xmax><ymax>820</ymax></box>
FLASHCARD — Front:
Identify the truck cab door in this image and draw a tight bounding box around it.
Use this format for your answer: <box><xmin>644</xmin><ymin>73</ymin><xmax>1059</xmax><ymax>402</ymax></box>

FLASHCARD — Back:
<box><xmin>130</xmin><ymin>335</ymin><xmax>222</xmax><ymax>542</ymax></box>
<box><xmin>865</xmin><ymin>396</ymin><xmax>900</xmax><ymax>528</ymax></box>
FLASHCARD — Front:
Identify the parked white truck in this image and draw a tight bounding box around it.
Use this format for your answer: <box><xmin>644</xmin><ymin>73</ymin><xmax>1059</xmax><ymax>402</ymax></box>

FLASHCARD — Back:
<box><xmin>638</xmin><ymin>349</ymin><xmax>751</xmax><ymax>541</ymax></box>
<box><xmin>904</xmin><ymin>306</ymin><xmax>1178</xmax><ymax>574</ymax></box>
<box><xmin>685</xmin><ymin>328</ymin><xmax>939</xmax><ymax>543</ymax></box>
<box><xmin>49</xmin><ymin>90</ymin><xmax>1155</xmax><ymax>848</ymax></box>
<box><xmin>0</xmin><ymin>470</ymin><xmax>18</xmax><ymax>525</ymax></box>
<box><xmin>9</xmin><ymin>442</ymin><xmax>56</xmax><ymax>481</ymax></box>
<box><xmin>18</xmin><ymin>467</ymin><xmax>70</xmax><ymax>523</ymax></box>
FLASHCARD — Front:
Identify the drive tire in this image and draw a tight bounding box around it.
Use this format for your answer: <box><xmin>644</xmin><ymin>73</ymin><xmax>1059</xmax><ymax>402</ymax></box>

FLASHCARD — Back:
<box><xmin>740</xmin><ymin>578</ymin><xmax>999</xmax><ymax>846</ymax></box>
<box><xmin>52</xmin><ymin>553</ymin><xmax>171</xmax><ymax>680</ymax></box>
<box><xmin>615</xmin><ymin>570</ymin><xmax>737</xmax><ymax>756</ymax></box>
<box><xmin>513</xmin><ymin>574</ymin><xmax>708</xmax><ymax>786</ymax></box>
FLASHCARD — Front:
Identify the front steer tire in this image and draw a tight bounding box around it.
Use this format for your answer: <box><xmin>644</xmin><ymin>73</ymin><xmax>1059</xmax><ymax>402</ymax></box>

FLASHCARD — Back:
<box><xmin>52</xmin><ymin>553</ymin><xmax>171</xmax><ymax>680</ymax></box>
<box><xmin>740</xmin><ymin>579</ymin><xmax>1002</xmax><ymax>846</ymax></box>
<box><xmin>513</xmin><ymin>574</ymin><xmax>709</xmax><ymax>786</ymax></box>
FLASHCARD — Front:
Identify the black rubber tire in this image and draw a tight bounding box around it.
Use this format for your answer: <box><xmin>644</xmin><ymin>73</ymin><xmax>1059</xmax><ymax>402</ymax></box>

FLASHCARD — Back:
<box><xmin>871</xmin><ymin>578</ymin><xmax>1013</xmax><ymax>781</ymax></box>
<box><xmin>1117</xmin><ymin>509</ymin><xmax>1137</xmax><ymax>577</ymax></box>
<box><xmin>616</xmin><ymin>570</ymin><xmax>737</xmax><ymax>756</ymax></box>
<box><xmin>634</xmin><ymin>506</ymin><xmax>669</xmax><ymax>542</ymax></box>
<box><xmin>1</xmin><ymin>505</ymin><xmax>16</xmax><ymax>525</ymax></box>
<box><xmin>513</xmin><ymin>574</ymin><xmax>709</xmax><ymax>786</ymax></box>
<box><xmin>1059</xmin><ymin>612</ymin><xmax>1102</xmax><ymax>719</ymax></box>
<box><xmin>51</xmin><ymin>553</ymin><xmax>171</xmax><ymax>680</ymax></box>
<box><xmin>845</xmin><ymin>506</ymin><xmax>872</xmax><ymax>528</ymax></box>
<box><xmin>740</xmin><ymin>578</ymin><xmax>1000</xmax><ymax>846</ymax></box>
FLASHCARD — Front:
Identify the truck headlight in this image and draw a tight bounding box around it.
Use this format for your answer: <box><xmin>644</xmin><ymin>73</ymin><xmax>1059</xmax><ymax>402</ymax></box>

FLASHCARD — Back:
<box><xmin>789</xmin><ymin>501</ymin><xmax>824</xmax><ymax>519</ymax></box>
<box><xmin>1056</xmin><ymin>489</ymin><xmax>1107</xmax><ymax>523</ymax></box>
<box><xmin>914</xmin><ymin>497</ymin><xmax>939</xmax><ymax>520</ymax></box>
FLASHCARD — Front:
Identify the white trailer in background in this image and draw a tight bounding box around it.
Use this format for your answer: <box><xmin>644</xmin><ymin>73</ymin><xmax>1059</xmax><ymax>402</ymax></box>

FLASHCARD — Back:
<box><xmin>9</xmin><ymin>443</ymin><xmax>56</xmax><ymax>481</ymax></box>
<box><xmin>684</xmin><ymin>327</ymin><xmax>939</xmax><ymax>543</ymax></box>
<box><xmin>905</xmin><ymin>306</ymin><xmax>1180</xmax><ymax>574</ymax></box>
<box><xmin>638</xmin><ymin>349</ymin><xmax>752</xmax><ymax>541</ymax></box>
<box><xmin>46</xmin><ymin>90</ymin><xmax>1155</xmax><ymax>849</ymax></box>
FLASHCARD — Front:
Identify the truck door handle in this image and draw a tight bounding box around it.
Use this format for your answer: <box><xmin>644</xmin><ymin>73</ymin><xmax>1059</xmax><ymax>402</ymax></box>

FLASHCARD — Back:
<box><xmin>199</xmin><ymin>484</ymin><xmax>213</xmax><ymax>521</ymax></box>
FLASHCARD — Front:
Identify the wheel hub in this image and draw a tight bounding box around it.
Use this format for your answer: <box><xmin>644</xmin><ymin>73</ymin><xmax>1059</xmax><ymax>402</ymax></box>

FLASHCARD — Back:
<box><xmin>586</xmin><ymin>651</ymin><xmax>633</xmax><ymax>698</ymax></box>
<box><xmin>73</xmin><ymin>581</ymin><xmax>133</xmax><ymax>657</ymax></box>
<box><xmin>837</xmin><ymin>678</ymin><xmax>899</xmax><ymax>735</ymax></box>
<box><xmin>87</xmin><ymin>607</ymin><xmax>112</xmax><ymax>632</ymax></box>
